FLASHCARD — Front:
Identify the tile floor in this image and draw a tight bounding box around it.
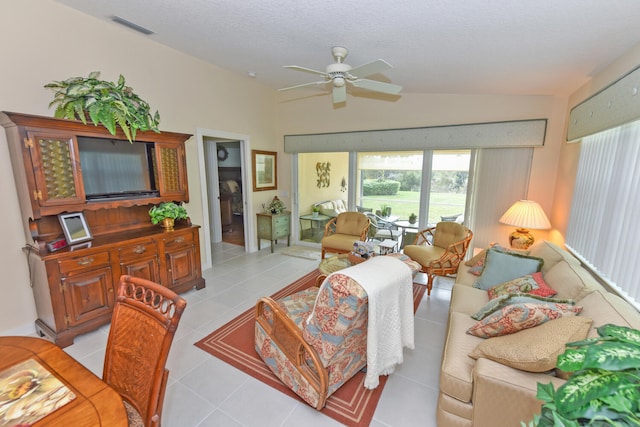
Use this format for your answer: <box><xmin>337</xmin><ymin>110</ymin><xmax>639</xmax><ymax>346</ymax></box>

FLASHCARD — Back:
<box><xmin>63</xmin><ymin>242</ymin><xmax>453</xmax><ymax>426</ymax></box>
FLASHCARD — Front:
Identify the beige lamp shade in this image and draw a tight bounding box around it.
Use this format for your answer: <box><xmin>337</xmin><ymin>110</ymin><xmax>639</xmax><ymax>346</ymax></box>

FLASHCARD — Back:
<box><xmin>499</xmin><ymin>200</ymin><xmax>551</xmax><ymax>249</ymax></box>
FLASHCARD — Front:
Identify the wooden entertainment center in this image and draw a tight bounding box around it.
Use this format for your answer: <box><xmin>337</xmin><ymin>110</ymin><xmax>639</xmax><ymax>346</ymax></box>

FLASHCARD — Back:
<box><xmin>1</xmin><ymin>111</ymin><xmax>205</xmax><ymax>347</ymax></box>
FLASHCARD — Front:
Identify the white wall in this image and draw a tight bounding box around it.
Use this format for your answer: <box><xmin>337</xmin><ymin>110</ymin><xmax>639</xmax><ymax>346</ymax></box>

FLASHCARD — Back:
<box><xmin>2</xmin><ymin>0</ymin><xmax>637</xmax><ymax>335</ymax></box>
<box><xmin>0</xmin><ymin>0</ymin><xmax>279</xmax><ymax>334</ymax></box>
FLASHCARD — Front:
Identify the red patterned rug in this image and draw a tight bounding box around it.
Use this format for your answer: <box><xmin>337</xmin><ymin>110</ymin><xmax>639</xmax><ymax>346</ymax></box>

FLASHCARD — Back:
<box><xmin>195</xmin><ymin>268</ymin><xmax>427</xmax><ymax>427</ymax></box>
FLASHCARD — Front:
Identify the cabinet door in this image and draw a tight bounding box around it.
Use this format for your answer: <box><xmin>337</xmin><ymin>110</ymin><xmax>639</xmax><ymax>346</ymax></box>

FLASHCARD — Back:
<box><xmin>118</xmin><ymin>241</ymin><xmax>161</xmax><ymax>282</ymax></box>
<box><xmin>155</xmin><ymin>143</ymin><xmax>188</xmax><ymax>200</ymax></box>
<box><xmin>163</xmin><ymin>231</ymin><xmax>198</xmax><ymax>290</ymax></box>
<box><xmin>61</xmin><ymin>266</ymin><xmax>114</xmax><ymax>328</ymax></box>
<box><xmin>26</xmin><ymin>131</ymin><xmax>85</xmax><ymax>206</ymax></box>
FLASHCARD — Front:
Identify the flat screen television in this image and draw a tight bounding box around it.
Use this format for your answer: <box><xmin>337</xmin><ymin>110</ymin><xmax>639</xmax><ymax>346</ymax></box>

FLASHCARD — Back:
<box><xmin>77</xmin><ymin>136</ymin><xmax>159</xmax><ymax>201</ymax></box>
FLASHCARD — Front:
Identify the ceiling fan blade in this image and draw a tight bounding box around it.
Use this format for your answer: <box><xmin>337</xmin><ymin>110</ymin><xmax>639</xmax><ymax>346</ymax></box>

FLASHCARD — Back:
<box><xmin>283</xmin><ymin>65</ymin><xmax>328</xmax><ymax>77</ymax></box>
<box><xmin>350</xmin><ymin>79</ymin><xmax>402</xmax><ymax>95</ymax></box>
<box><xmin>278</xmin><ymin>80</ymin><xmax>327</xmax><ymax>91</ymax></box>
<box><xmin>332</xmin><ymin>85</ymin><xmax>346</xmax><ymax>104</ymax></box>
<box><xmin>348</xmin><ymin>59</ymin><xmax>392</xmax><ymax>78</ymax></box>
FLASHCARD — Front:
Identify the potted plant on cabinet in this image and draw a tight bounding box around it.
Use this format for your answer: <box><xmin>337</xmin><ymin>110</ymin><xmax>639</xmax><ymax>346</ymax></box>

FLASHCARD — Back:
<box><xmin>266</xmin><ymin>196</ymin><xmax>286</xmax><ymax>214</ymax></box>
<box><xmin>149</xmin><ymin>202</ymin><xmax>188</xmax><ymax>230</ymax></box>
<box><xmin>526</xmin><ymin>324</ymin><xmax>640</xmax><ymax>427</ymax></box>
<box><xmin>44</xmin><ymin>71</ymin><xmax>160</xmax><ymax>142</ymax></box>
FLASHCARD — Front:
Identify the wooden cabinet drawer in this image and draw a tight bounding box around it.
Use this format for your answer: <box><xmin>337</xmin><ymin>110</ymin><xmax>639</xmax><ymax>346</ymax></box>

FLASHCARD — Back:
<box><xmin>163</xmin><ymin>230</ymin><xmax>195</xmax><ymax>250</ymax></box>
<box><xmin>58</xmin><ymin>251</ymin><xmax>111</xmax><ymax>275</ymax></box>
<box><xmin>117</xmin><ymin>240</ymin><xmax>158</xmax><ymax>261</ymax></box>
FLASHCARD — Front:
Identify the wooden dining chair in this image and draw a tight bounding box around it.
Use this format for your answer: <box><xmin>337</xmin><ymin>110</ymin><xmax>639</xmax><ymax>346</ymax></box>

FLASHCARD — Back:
<box><xmin>103</xmin><ymin>275</ymin><xmax>187</xmax><ymax>427</ymax></box>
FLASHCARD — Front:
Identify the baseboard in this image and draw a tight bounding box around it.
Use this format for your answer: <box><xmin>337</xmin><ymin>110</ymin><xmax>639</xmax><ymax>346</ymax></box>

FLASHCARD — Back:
<box><xmin>0</xmin><ymin>322</ymin><xmax>38</xmax><ymax>337</ymax></box>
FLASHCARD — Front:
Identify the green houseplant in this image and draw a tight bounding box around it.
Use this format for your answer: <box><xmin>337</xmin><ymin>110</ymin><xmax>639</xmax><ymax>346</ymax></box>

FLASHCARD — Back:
<box><xmin>527</xmin><ymin>324</ymin><xmax>640</xmax><ymax>427</ymax></box>
<box><xmin>409</xmin><ymin>213</ymin><xmax>417</xmax><ymax>224</ymax></box>
<box><xmin>149</xmin><ymin>202</ymin><xmax>188</xmax><ymax>230</ymax></box>
<box><xmin>45</xmin><ymin>71</ymin><xmax>160</xmax><ymax>142</ymax></box>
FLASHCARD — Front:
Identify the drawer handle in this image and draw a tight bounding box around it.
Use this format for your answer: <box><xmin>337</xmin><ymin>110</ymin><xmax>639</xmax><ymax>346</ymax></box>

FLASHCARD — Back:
<box><xmin>133</xmin><ymin>245</ymin><xmax>146</xmax><ymax>254</ymax></box>
<box><xmin>76</xmin><ymin>257</ymin><xmax>94</xmax><ymax>266</ymax></box>
<box><xmin>173</xmin><ymin>237</ymin><xmax>185</xmax><ymax>244</ymax></box>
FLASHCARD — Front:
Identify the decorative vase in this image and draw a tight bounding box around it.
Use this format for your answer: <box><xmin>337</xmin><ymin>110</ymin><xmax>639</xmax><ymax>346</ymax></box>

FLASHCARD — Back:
<box><xmin>312</xmin><ymin>211</ymin><xmax>319</xmax><ymax>218</ymax></box>
<box><xmin>160</xmin><ymin>218</ymin><xmax>175</xmax><ymax>230</ymax></box>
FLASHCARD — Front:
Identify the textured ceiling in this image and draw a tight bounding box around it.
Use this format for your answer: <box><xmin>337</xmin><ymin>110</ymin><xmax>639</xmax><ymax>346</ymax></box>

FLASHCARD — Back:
<box><xmin>53</xmin><ymin>0</ymin><xmax>640</xmax><ymax>97</ymax></box>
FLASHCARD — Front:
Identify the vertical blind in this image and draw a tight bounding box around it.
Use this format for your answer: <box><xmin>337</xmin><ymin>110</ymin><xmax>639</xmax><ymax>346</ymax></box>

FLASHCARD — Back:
<box><xmin>467</xmin><ymin>147</ymin><xmax>532</xmax><ymax>250</ymax></box>
<box><xmin>565</xmin><ymin>120</ymin><xmax>640</xmax><ymax>309</ymax></box>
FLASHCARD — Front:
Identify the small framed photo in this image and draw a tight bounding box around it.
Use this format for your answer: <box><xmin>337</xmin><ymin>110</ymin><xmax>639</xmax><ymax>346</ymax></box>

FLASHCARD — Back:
<box><xmin>58</xmin><ymin>212</ymin><xmax>93</xmax><ymax>245</ymax></box>
<box><xmin>252</xmin><ymin>150</ymin><xmax>277</xmax><ymax>191</ymax></box>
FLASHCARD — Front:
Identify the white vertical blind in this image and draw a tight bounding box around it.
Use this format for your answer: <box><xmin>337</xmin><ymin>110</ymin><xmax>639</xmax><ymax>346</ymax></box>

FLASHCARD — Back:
<box><xmin>467</xmin><ymin>147</ymin><xmax>533</xmax><ymax>250</ymax></box>
<box><xmin>566</xmin><ymin>121</ymin><xmax>640</xmax><ymax>309</ymax></box>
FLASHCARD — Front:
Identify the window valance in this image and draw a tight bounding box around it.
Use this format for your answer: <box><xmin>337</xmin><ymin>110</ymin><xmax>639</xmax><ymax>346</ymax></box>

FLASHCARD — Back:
<box><xmin>567</xmin><ymin>65</ymin><xmax>640</xmax><ymax>142</ymax></box>
<box><xmin>284</xmin><ymin>119</ymin><xmax>547</xmax><ymax>153</ymax></box>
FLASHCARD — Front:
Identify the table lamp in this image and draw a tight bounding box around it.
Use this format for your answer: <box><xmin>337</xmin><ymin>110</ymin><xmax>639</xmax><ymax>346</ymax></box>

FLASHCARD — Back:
<box><xmin>499</xmin><ymin>200</ymin><xmax>551</xmax><ymax>249</ymax></box>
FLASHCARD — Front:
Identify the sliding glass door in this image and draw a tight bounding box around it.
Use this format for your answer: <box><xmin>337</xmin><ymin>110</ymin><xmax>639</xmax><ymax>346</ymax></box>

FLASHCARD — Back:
<box><xmin>356</xmin><ymin>150</ymin><xmax>470</xmax><ymax>225</ymax></box>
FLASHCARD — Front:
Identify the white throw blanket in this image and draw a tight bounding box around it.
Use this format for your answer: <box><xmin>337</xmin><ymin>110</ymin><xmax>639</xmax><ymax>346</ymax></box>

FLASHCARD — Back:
<box><xmin>336</xmin><ymin>256</ymin><xmax>415</xmax><ymax>389</ymax></box>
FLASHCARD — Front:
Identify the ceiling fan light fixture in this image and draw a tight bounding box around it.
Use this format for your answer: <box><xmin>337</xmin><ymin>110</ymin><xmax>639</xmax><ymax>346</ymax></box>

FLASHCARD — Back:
<box><xmin>333</xmin><ymin>76</ymin><xmax>346</xmax><ymax>87</ymax></box>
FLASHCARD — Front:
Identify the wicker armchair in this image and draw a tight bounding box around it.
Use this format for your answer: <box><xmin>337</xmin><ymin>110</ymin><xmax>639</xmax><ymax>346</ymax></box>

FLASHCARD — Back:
<box><xmin>403</xmin><ymin>222</ymin><xmax>473</xmax><ymax>295</ymax></box>
<box><xmin>320</xmin><ymin>211</ymin><xmax>369</xmax><ymax>258</ymax></box>
<box><xmin>103</xmin><ymin>276</ymin><xmax>187</xmax><ymax>427</ymax></box>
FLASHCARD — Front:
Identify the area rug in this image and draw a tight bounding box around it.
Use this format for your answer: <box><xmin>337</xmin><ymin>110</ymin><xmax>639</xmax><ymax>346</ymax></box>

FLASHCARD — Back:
<box><xmin>280</xmin><ymin>245</ymin><xmax>322</xmax><ymax>261</ymax></box>
<box><xmin>195</xmin><ymin>268</ymin><xmax>427</xmax><ymax>427</ymax></box>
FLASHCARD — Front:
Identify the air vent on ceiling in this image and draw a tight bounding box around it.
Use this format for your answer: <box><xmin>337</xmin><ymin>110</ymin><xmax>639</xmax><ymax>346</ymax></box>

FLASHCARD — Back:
<box><xmin>110</xmin><ymin>15</ymin><xmax>154</xmax><ymax>35</ymax></box>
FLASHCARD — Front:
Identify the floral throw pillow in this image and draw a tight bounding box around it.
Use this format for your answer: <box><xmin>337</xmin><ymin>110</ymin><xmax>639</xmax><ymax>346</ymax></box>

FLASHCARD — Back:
<box><xmin>466</xmin><ymin>302</ymin><xmax>583</xmax><ymax>338</ymax></box>
<box><xmin>487</xmin><ymin>274</ymin><xmax>539</xmax><ymax>299</ymax></box>
<box><xmin>471</xmin><ymin>293</ymin><xmax>576</xmax><ymax>320</ymax></box>
<box><xmin>528</xmin><ymin>272</ymin><xmax>558</xmax><ymax>297</ymax></box>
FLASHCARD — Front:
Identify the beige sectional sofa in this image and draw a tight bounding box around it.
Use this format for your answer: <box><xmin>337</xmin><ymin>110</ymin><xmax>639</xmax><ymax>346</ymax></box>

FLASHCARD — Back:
<box><xmin>437</xmin><ymin>240</ymin><xmax>640</xmax><ymax>427</ymax></box>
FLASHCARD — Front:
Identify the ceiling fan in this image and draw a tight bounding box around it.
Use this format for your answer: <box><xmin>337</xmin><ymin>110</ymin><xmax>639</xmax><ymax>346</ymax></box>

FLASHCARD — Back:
<box><xmin>279</xmin><ymin>46</ymin><xmax>402</xmax><ymax>104</ymax></box>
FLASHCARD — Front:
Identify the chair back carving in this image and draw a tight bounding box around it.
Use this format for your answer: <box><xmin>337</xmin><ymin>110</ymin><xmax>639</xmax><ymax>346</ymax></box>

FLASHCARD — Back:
<box><xmin>103</xmin><ymin>275</ymin><xmax>187</xmax><ymax>427</ymax></box>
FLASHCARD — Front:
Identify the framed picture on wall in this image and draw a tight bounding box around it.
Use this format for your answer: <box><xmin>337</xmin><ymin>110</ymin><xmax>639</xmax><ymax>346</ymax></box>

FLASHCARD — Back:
<box><xmin>58</xmin><ymin>212</ymin><xmax>93</xmax><ymax>244</ymax></box>
<box><xmin>252</xmin><ymin>150</ymin><xmax>277</xmax><ymax>191</ymax></box>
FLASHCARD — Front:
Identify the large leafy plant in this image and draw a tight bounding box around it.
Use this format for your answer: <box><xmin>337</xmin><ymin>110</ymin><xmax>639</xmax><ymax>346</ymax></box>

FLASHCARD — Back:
<box><xmin>45</xmin><ymin>71</ymin><xmax>160</xmax><ymax>142</ymax></box>
<box><xmin>527</xmin><ymin>324</ymin><xmax>640</xmax><ymax>427</ymax></box>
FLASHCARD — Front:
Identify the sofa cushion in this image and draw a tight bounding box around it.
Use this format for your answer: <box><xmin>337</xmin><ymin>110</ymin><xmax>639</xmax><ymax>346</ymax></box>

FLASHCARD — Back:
<box><xmin>528</xmin><ymin>240</ymin><xmax>580</xmax><ymax>274</ymax></box>
<box><xmin>466</xmin><ymin>302</ymin><xmax>583</xmax><ymax>338</ymax></box>
<box><xmin>473</xmin><ymin>249</ymin><xmax>544</xmax><ymax>290</ymax></box>
<box><xmin>578</xmin><ymin>290</ymin><xmax>640</xmax><ymax>334</ymax></box>
<box><xmin>471</xmin><ymin>293</ymin><xmax>576</xmax><ymax>321</ymax></box>
<box><xmin>544</xmin><ymin>260</ymin><xmax>603</xmax><ymax>301</ymax></box>
<box><xmin>440</xmin><ymin>312</ymin><xmax>484</xmax><ymax>403</ymax></box>
<box><xmin>450</xmin><ymin>284</ymin><xmax>490</xmax><ymax>316</ymax></box>
<box><xmin>469</xmin><ymin>316</ymin><xmax>592</xmax><ymax>372</ymax></box>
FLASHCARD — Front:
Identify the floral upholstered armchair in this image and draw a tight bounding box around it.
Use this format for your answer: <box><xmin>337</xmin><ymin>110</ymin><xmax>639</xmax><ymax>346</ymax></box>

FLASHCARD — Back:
<box><xmin>254</xmin><ymin>273</ymin><xmax>369</xmax><ymax>409</ymax></box>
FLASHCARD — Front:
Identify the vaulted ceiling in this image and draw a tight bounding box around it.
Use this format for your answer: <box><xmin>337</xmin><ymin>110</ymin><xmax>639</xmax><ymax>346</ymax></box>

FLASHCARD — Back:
<box><xmin>54</xmin><ymin>0</ymin><xmax>640</xmax><ymax>98</ymax></box>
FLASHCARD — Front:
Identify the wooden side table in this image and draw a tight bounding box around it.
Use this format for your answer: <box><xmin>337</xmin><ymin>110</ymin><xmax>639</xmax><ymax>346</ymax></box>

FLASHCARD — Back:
<box><xmin>257</xmin><ymin>211</ymin><xmax>291</xmax><ymax>253</ymax></box>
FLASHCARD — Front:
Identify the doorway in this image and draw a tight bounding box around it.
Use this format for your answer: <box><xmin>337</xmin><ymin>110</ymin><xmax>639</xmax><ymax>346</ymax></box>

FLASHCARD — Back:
<box><xmin>197</xmin><ymin>129</ymin><xmax>251</xmax><ymax>269</ymax></box>
<box><xmin>214</xmin><ymin>141</ymin><xmax>245</xmax><ymax>246</ymax></box>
